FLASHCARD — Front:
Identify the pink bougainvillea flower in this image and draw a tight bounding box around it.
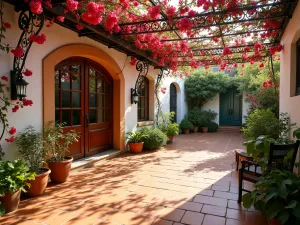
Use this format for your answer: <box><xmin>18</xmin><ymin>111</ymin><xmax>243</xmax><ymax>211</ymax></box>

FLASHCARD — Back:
<box><xmin>29</xmin><ymin>0</ymin><xmax>43</xmax><ymax>14</ymax></box>
<box><xmin>166</xmin><ymin>6</ymin><xmax>176</xmax><ymax>17</ymax></box>
<box><xmin>81</xmin><ymin>2</ymin><xmax>105</xmax><ymax>25</ymax></box>
<box><xmin>1</xmin><ymin>76</ymin><xmax>8</xmax><ymax>82</ymax></box>
<box><xmin>5</xmin><ymin>136</ymin><xmax>15</xmax><ymax>143</ymax></box>
<box><xmin>259</xmin><ymin>62</ymin><xmax>264</xmax><ymax>68</ymax></box>
<box><xmin>11</xmin><ymin>46</ymin><xmax>24</xmax><ymax>57</ymax></box>
<box><xmin>22</xmin><ymin>99</ymin><xmax>33</xmax><ymax>106</ymax></box>
<box><xmin>23</xmin><ymin>69</ymin><xmax>33</xmax><ymax>76</ymax></box>
<box><xmin>76</xmin><ymin>24</ymin><xmax>84</xmax><ymax>30</ymax></box>
<box><xmin>12</xmin><ymin>105</ymin><xmax>19</xmax><ymax>113</ymax></box>
<box><xmin>9</xmin><ymin>127</ymin><xmax>16</xmax><ymax>136</ymax></box>
<box><xmin>44</xmin><ymin>0</ymin><xmax>52</xmax><ymax>8</ymax></box>
<box><xmin>130</xmin><ymin>56</ymin><xmax>137</xmax><ymax>66</ymax></box>
<box><xmin>178</xmin><ymin>17</ymin><xmax>193</xmax><ymax>32</ymax></box>
<box><xmin>148</xmin><ymin>5</ymin><xmax>160</xmax><ymax>19</ymax></box>
<box><xmin>57</xmin><ymin>16</ymin><xmax>65</xmax><ymax>23</ymax></box>
<box><xmin>3</xmin><ymin>21</ymin><xmax>11</xmax><ymax>29</ymax></box>
<box><xmin>247</xmin><ymin>94</ymin><xmax>252</xmax><ymax>99</ymax></box>
<box><xmin>105</xmin><ymin>12</ymin><xmax>118</xmax><ymax>31</ymax></box>
<box><xmin>29</xmin><ymin>34</ymin><xmax>46</xmax><ymax>44</ymax></box>
<box><xmin>66</xmin><ymin>0</ymin><xmax>79</xmax><ymax>12</ymax></box>
<box><xmin>223</xmin><ymin>47</ymin><xmax>232</xmax><ymax>56</ymax></box>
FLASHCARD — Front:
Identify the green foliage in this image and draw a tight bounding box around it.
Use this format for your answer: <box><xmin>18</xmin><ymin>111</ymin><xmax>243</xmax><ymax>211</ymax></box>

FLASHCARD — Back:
<box><xmin>185</xmin><ymin>69</ymin><xmax>234</xmax><ymax>108</ymax></box>
<box><xmin>15</xmin><ymin>126</ymin><xmax>46</xmax><ymax>173</ymax></box>
<box><xmin>157</xmin><ymin>112</ymin><xmax>179</xmax><ymax>136</ymax></box>
<box><xmin>207</xmin><ymin>122</ymin><xmax>219</xmax><ymax>132</ymax></box>
<box><xmin>200</xmin><ymin>110</ymin><xmax>218</xmax><ymax>127</ymax></box>
<box><xmin>126</xmin><ymin>130</ymin><xmax>147</xmax><ymax>143</ymax></box>
<box><xmin>140</xmin><ymin>127</ymin><xmax>168</xmax><ymax>150</ymax></box>
<box><xmin>187</xmin><ymin>108</ymin><xmax>202</xmax><ymax>126</ymax></box>
<box><xmin>43</xmin><ymin>122</ymin><xmax>79</xmax><ymax>162</ymax></box>
<box><xmin>293</xmin><ymin>128</ymin><xmax>300</xmax><ymax>140</ymax></box>
<box><xmin>242</xmin><ymin>170</ymin><xmax>300</xmax><ymax>225</ymax></box>
<box><xmin>237</xmin><ymin>60</ymin><xmax>280</xmax><ymax>115</ymax></box>
<box><xmin>179</xmin><ymin>118</ymin><xmax>194</xmax><ymax>130</ymax></box>
<box><xmin>242</xmin><ymin>109</ymin><xmax>280</xmax><ymax>139</ymax></box>
<box><xmin>0</xmin><ymin>159</ymin><xmax>35</xmax><ymax>196</ymax></box>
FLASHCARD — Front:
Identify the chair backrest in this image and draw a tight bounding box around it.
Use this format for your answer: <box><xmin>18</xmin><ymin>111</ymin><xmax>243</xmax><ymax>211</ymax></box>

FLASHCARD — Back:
<box><xmin>268</xmin><ymin>140</ymin><xmax>300</xmax><ymax>171</ymax></box>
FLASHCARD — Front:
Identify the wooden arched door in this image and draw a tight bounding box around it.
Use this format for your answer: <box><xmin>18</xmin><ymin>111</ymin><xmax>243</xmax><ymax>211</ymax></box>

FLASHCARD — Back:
<box><xmin>170</xmin><ymin>83</ymin><xmax>177</xmax><ymax>123</ymax></box>
<box><xmin>55</xmin><ymin>57</ymin><xmax>113</xmax><ymax>160</ymax></box>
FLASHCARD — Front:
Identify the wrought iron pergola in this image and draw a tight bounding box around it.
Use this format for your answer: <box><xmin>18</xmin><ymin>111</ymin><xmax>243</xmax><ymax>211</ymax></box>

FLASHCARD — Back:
<box><xmin>4</xmin><ymin>0</ymin><xmax>299</xmax><ymax>69</ymax></box>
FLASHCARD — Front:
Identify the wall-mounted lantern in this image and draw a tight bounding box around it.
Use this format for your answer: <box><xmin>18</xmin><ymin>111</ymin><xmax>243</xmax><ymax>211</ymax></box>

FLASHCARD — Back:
<box><xmin>131</xmin><ymin>88</ymin><xmax>139</xmax><ymax>104</ymax></box>
<box><xmin>11</xmin><ymin>71</ymin><xmax>29</xmax><ymax>101</ymax></box>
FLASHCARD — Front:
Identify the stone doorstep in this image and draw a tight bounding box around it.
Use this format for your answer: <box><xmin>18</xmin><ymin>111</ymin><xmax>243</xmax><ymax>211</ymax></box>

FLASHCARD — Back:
<box><xmin>71</xmin><ymin>149</ymin><xmax>124</xmax><ymax>171</ymax></box>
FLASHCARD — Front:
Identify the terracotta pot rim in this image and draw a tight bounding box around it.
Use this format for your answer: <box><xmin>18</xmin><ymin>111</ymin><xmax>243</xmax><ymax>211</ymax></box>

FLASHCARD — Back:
<box><xmin>128</xmin><ymin>142</ymin><xmax>144</xmax><ymax>144</ymax></box>
<box><xmin>35</xmin><ymin>168</ymin><xmax>51</xmax><ymax>177</ymax></box>
<box><xmin>48</xmin><ymin>156</ymin><xmax>73</xmax><ymax>163</ymax></box>
<box><xmin>2</xmin><ymin>189</ymin><xmax>21</xmax><ymax>196</ymax></box>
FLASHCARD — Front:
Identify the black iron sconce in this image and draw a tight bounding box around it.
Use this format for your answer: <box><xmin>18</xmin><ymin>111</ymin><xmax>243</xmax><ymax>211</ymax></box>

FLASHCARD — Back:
<box><xmin>11</xmin><ymin>71</ymin><xmax>29</xmax><ymax>100</ymax></box>
<box><xmin>131</xmin><ymin>61</ymin><xmax>149</xmax><ymax>105</ymax></box>
<box><xmin>131</xmin><ymin>88</ymin><xmax>139</xmax><ymax>104</ymax></box>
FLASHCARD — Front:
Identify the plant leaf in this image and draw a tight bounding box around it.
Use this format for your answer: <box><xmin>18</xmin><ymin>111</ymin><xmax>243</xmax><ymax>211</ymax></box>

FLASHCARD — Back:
<box><xmin>277</xmin><ymin>210</ymin><xmax>290</xmax><ymax>224</ymax></box>
<box><xmin>242</xmin><ymin>193</ymin><xmax>253</xmax><ymax>208</ymax></box>
<box><xmin>0</xmin><ymin>204</ymin><xmax>4</xmax><ymax>216</ymax></box>
<box><xmin>285</xmin><ymin>200</ymin><xmax>297</xmax><ymax>209</ymax></box>
<box><xmin>266</xmin><ymin>191</ymin><xmax>278</xmax><ymax>202</ymax></box>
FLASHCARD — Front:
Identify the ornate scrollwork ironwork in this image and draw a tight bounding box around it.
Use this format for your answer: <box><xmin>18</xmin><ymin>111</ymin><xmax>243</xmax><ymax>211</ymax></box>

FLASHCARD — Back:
<box><xmin>156</xmin><ymin>68</ymin><xmax>169</xmax><ymax>91</ymax></box>
<box><xmin>11</xmin><ymin>9</ymin><xmax>44</xmax><ymax>100</ymax></box>
<box><xmin>134</xmin><ymin>60</ymin><xmax>149</xmax><ymax>92</ymax></box>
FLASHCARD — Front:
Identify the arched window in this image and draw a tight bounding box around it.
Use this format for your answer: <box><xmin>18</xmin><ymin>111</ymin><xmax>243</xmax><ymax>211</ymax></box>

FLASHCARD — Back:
<box><xmin>138</xmin><ymin>77</ymin><xmax>149</xmax><ymax>121</ymax></box>
<box><xmin>170</xmin><ymin>83</ymin><xmax>177</xmax><ymax>123</ymax></box>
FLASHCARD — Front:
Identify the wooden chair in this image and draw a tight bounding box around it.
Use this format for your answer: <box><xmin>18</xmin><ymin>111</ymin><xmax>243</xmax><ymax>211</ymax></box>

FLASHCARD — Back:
<box><xmin>237</xmin><ymin>140</ymin><xmax>300</xmax><ymax>203</ymax></box>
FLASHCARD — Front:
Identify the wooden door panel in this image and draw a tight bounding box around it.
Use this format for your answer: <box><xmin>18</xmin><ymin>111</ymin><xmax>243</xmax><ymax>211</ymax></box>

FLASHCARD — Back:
<box><xmin>232</xmin><ymin>92</ymin><xmax>242</xmax><ymax>126</ymax></box>
<box><xmin>220</xmin><ymin>92</ymin><xmax>231</xmax><ymax>125</ymax></box>
<box><xmin>220</xmin><ymin>89</ymin><xmax>242</xmax><ymax>126</ymax></box>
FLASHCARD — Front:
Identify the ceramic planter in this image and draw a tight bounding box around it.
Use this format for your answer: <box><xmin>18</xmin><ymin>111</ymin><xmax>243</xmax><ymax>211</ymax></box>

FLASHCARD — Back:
<box><xmin>269</xmin><ymin>219</ymin><xmax>282</xmax><ymax>225</ymax></box>
<box><xmin>202</xmin><ymin>127</ymin><xmax>208</xmax><ymax>133</ymax></box>
<box><xmin>0</xmin><ymin>190</ymin><xmax>21</xmax><ymax>214</ymax></box>
<box><xmin>129</xmin><ymin>142</ymin><xmax>144</xmax><ymax>153</ymax></box>
<box><xmin>48</xmin><ymin>157</ymin><xmax>73</xmax><ymax>183</ymax></box>
<box><xmin>168</xmin><ymin>136</ymin><xmax>174</xmax><ymax>143</ymax></box>
<box><xmin>26</xmin><ymin>168</ymin><xmax>51</xmax><ymax>197</ymax></box>
<box><xmin>183</xmin><ymin>128</ymin><xmax>190</xmax><ymax>134</ymax></box>
<box><xmin>193</xmin><ymin>126</ymin><xmax>198</xmax><ymax>133</ymax></box>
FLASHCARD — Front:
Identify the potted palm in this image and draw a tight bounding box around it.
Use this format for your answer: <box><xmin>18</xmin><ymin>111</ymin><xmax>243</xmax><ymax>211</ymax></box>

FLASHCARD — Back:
<box><xmin>179</xmin><ymin>118</ymin><xmax>193</xmax><ymax>134</ymax></box>
<box><xmin>242</xmin><ymin>169</ymin><xmax>300</xmax><ymax>225</ymax></box>
<box><xmin>0</xmin><ymin>160</ymin><xmax>35</xmax><ymax>215</ymax></box>
<box><xmin>15</xmin><ymin>126</ymin><xmax>51</xmax><ymax>197</ymax></box>
<box><xmin>126</xmin><ymin>130</ymin><xmax>147</xmax><ymax>153</ymax></box>
<box><xmin>43</xmin><ymin>122</ymin><xmax>78</xmax><ymax>183</ymax></box>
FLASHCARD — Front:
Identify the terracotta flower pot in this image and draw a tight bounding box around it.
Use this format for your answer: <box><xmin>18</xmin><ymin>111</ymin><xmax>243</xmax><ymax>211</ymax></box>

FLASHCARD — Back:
<box><xmin>168</xmin><ymin>136</ymin><xmax>174</xmax><ymax>143</ymax></box>
<box><xmin>193</xmin><ymin>126</ymin><xmax>199</xmax><ymax>133</ymax></box>
<box><xmin>0</xmin><ymin>189</ymin><xmax>21</xmax><ymax>214</ymax></box>
<box><xmin>216</xmin><ymin>127</ymin><xmax>220</xmax><ymax>132</ymax></box>
<box><xmin>202</xmin><ymin>127</ymin><xmax>208</xmax><ymax>133</ymax></box>
<box><xmin>48</xmin><ymin>157</ymin><xmax>73</xmax><ymax>183</ymax></box>
<box><xmin>129</xmin><ymin>142</ymin><xmax>144</xmax><ymax>153</ymax></box>
<box><xmin>269</xmin><ymin>219</ymin><xmax>282</xmax><ymax>225</ymax></box>
<box><xmin>183</xmin><ymin>128</ymin><xmax>190</xmax><ymax>134</ymax></box>
<box><xmin>26</xmin><ymin>168</ymin><xmax>51</xmax><ymax>197</ymax></box>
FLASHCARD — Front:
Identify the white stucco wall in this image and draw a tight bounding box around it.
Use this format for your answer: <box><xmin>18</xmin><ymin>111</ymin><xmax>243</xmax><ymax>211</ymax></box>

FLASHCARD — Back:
<box><xmin>280</xmin><ymin>2</ymin><xmax>300</xmax><ymax>164</ymax></box>
<box><xmin>0</xmin><ymin>3</ymin><xmax>189</xmax><ymax>160</ymax></box>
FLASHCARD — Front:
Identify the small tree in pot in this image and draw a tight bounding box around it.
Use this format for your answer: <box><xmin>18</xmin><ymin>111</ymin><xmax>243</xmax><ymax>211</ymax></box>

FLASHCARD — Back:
<box><xmin>126</xmin><ymin>130</ymin><xmax>147</xmax><ymax>153</ymax></box>
<box><xmin>179</xmin><ymin>118</ymin><xmax>193</xmax><ymax>134</ymax></box>
<box><xmin>43</xmin><ymin>122</ymin><xmax>78</xmax><ymax>183</ymax></box>
<box><xmin>15</xmin><ymin>126</ymin><xmax>51</xmax><ymax>197</ymax></box>
<box><xmin>187</xmin><ymin>108</ymin><xmax>201</xmax><ymax>133</ymax></box>
<box><xmin>157</xmin><ymin>112</ymin><xmax>179</xmax><ymax>143</ymax></box>
<box><xmin>0</xmin><ymin>160</ymin><xmax>35</xmax><ymax>215</ymax></box>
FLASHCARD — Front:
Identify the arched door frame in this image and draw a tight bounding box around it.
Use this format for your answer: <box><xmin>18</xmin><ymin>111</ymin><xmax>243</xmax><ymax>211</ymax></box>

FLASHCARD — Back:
<box><xmin>169</xmin><ymin>82</ymin><xmax>181</xmax><ymax>124</ymax></box>
<box><xmin>43</xmin><ymin>44</ymin><xmax>125</xmax><ymax>151</ymax></box>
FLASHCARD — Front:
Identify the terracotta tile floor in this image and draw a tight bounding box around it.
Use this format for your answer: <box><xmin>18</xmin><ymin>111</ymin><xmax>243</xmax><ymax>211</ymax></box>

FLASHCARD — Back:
<box><xmin>0</xmin><ymin>132</ymin><xmax>268</xmax><ymax>225</ymax></box>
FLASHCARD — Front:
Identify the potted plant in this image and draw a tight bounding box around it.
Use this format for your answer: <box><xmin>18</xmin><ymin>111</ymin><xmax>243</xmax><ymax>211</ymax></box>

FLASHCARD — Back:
<box><xmin>43</xmin><ymin>122</ymin><xmax>78</xmax><ymax>183</ymax></box>
<box><xmin>179</xmin><ymin>118</ymin><xmax>193</xmax><ymax>134</ymax></box>
<box><xmin>199</xmin><ymin>110</ymin><xmax>218</xmax><ymax>133</ymax></box>
<box><xmin>0</xmin><ymin>160</ymin><xmax>35</xmax><ymax>215</ymax></box>
<box><xmin>15</xmin><ymin>126</ymin><xmax>51</xmax><ymax>197</ymax></box>
<box><xmin>242</xmin><ymin>169</ymin><xmax>300</xmax><ymax>225</ymax></box>
<box><xmin>157</xmin><ymin>112</ymin><xmax>179</xmax><ymax>143</ymax></box>
<box><xmin>126</xmin><ymin>130</ymin><xmax>147</xmax><ymax>153</ymax></box>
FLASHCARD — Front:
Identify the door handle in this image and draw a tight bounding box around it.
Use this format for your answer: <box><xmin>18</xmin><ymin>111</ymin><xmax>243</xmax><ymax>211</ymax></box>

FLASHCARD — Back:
<box><xmin>85</xmin><ymin>114</ymin><xmax>89</xmax><ymax>127</ymax></box>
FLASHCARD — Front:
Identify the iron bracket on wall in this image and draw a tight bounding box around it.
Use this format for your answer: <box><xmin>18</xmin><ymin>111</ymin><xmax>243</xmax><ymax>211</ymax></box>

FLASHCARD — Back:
<box><xmin>131</xmin><ymin>61</ymin><xmax>149</xmax><ymax>102</ymax></box>
<box><xmin>11</xmin><ymin>8</ymin><xmax>44</xmax><ymax>100</ymax></box>
<box><xmin>155</xmin><ymin>68</ymin><xmax>170</xmax><ymax>92</ymax></box>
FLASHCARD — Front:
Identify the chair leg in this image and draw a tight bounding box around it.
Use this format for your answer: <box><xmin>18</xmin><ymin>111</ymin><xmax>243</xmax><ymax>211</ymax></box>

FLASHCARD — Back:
<box><xmin>238</xmin><ymin>169</ymin><xmax>243</xmax><ymax>203</ymax></box>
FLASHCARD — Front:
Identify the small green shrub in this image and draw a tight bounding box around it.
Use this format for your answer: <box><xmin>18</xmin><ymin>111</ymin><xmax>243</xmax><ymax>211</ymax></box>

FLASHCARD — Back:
<box><xmin>207</xmin><ymin>122</ymin><xmax>219</xmax><ymax>132</ymax></box>
<box><xmin>179</xmin><ymin>118</ymin><xmax>194</xmax><ymax>130</ymax></box>
<box><xmin>157</xmin><ymin>112</ymin><xmax>179</xmax><ymax>136</ymax></box>
<box><xmin>140</xmin><ymin>127</ymin><xmax>168</xmax><ymax>150</ymax></box>
<box><xmin>187</xmin><ymin>108</ymin><xmax>202</xmax><ymax>126</ymax></box>
<box><xmin>242</xmin><ymin>109</ymin><xmax>280</xmax><ymax>139</ymax></box>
